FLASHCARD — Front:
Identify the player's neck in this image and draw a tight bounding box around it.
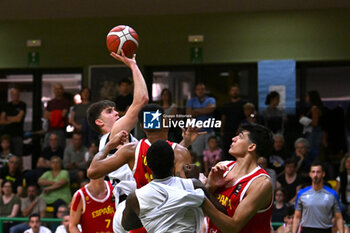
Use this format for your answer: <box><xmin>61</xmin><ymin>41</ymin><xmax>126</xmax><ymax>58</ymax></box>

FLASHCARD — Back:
<box><xmin>87</xmin><ymin>180</ymin><xmax>106</xmax><ymax>197</ymax></box>
<box><xmin>312</xmin><ymin>182</ymin><xmax>323</xmax><ymax>191</ymax></box>
<box><xmin>233</xmin><ymin>156</ymin><xmax>259</xmax><ymax>177</ymax></box>
<box><xmin>146</xmin><ymin>132</ymin><xmax>168</xmax><ymax>144</ymax></box>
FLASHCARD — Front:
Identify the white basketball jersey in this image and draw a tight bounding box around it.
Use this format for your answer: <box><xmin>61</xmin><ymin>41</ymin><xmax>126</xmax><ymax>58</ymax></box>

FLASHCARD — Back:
<box><xmin>135</xmin><ymin>176</ymin><xmax>205</xmax><ymax>233</ymax></box>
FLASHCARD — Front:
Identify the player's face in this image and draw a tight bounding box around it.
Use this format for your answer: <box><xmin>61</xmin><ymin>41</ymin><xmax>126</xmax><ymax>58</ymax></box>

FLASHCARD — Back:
<box><xmin>309</xmin><ymin>165</ymin><xmax>325</xmax><ymax>185</ymax></box>
<box><xmin>29</xmin><ymin>217</ymin><xmax>41</xmax><ymax>233</ymax></box>
<box><xmin>229</xmin><ymin>131</ymin><xmax>252</xmax><ymax>157</ymax></box>
<box><xmin>99</xmin><ymin>106</ymin><xmax>120</xmax><ymax>130</ymax></box>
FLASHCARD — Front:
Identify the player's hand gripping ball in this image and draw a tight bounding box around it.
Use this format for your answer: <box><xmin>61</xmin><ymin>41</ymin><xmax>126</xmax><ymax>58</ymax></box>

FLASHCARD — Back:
<box><xmin>106</xmin><ymin>25</ymin><xmax>139</xmax><ymax>58</ymax></box>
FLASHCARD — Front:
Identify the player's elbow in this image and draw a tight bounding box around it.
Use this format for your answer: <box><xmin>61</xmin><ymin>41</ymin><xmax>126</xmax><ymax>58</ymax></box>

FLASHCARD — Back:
<box><xmin>87</xmin><ymin>167</ymin><xmax>99</xmax><ymax>179</ymax></box>
<box><xmin>141</xmin><ymin>95</ymin><xmax>149</xmax><ymax>105</ymax></box>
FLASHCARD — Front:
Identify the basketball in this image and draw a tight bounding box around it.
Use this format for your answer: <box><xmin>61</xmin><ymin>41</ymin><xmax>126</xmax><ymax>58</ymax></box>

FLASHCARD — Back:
<box><xmin>106</xmin><ymin>25</ymin><xmax>139</xmax><ymax>58</ymax></box>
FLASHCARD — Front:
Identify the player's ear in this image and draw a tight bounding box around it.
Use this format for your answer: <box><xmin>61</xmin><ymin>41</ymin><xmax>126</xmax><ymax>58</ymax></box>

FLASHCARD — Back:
<box><xmin>95</xmin><ymin>118</ymin><xmax>104</xmax><ymax>127</ymax></box>
<box><xmin>248</xmin><ymin>143</ymin><xmax>256</xmax><ymax>152</ymax></box>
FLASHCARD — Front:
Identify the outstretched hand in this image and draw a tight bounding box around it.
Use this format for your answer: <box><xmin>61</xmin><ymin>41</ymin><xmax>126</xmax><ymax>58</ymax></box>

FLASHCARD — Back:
<box><xmin>181</xmin><ymin>126</ymin><xmax>207</xmax><ymax>148</ymax></box>
<box><xmin>110</xmin><ymin>50</ymin><xmax>136</xmax><ymax>68</ymax></box>
<box><xmin>207</xmin><ymin>163</ymin><xmax>229</xmax><ymax>193</ymax></box>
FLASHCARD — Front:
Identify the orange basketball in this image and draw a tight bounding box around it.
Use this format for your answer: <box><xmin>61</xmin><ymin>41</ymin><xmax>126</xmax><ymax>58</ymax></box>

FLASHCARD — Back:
<box><xmin>106</xmin><ymin>25</ymin><xmax>139</xmax><ymax>58</ymax></box>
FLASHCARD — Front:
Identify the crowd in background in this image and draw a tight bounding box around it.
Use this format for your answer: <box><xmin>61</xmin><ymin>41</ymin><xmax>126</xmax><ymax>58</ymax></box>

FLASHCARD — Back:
<box><xmin>0</xmin><ymin>80</ymin><xmax>349</xmax><ymax>232</ymax></box>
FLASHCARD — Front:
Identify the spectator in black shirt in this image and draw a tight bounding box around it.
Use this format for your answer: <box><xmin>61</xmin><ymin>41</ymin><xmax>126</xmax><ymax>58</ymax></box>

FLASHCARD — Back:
<box><xmin>114</xmin><ymin>78</ymin><xmax>133</xmax><ymax>117</ymax></box>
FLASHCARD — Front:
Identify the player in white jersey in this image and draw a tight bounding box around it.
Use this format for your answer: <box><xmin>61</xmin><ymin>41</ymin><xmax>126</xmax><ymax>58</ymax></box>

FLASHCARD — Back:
<box><xmin>121</xmin><ymin>140</ymin><xmax>225</xmax><ymax>233</ymax></box>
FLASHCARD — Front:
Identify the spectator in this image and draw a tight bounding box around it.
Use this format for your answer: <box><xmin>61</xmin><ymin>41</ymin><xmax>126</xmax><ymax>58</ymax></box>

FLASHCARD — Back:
<box><xmin>0</xmin><ymin>87</ymin><xmax>26</xmax><ymax>156</ymax></box>
<box><xmin>272</xmin><ymin>188</ymin><xmax>289</xmax><ymax>230</ymax></box>
<box><xmin>25</xmin><ymin>133</ymin><xmax>64</xmax><ymax>186</ymax></box>
<box><xmin>43</xmin><ymin>83</ymin><xmax>70</xmax><ymax>149</ymax></box>
<box><xmin>159</xmin><ymin>88</ymin><xmax>181</xmax><ymax>142</ymax></box>
<box><xmin>186</xmin><ymin>83</ymin><xmax>216</xmax><ymax>160</ymax></box>
<box><xmin>83</xmin><ymin>140</ymin><xmax>99</xmax><ymax>165</ymax></box>
<box><xmin>262</xmin><ymin>91</ymin><xmax>286</xmax><ymax>134</ymax></box>
<box><xmin>114</xmin><ymin>78</ymin><xmax>133</xmax><ymax>117</ymax></box>
<box><xmin>276</xmin><ymin>206</ymin><xmax>294</xmax><ymax>233</ymax></box>
<box><xmin>241</xmin><ymin>102</ymin><xmax>258</xmax><ymax>124</ymax></box>
<box><xmin>336</xmin><ymin>153</ymin><xmax>350</xmax><ymax>220</ymax></box>
<box><xmin>69</xmin><ymin>87</ymin><xmax>97</xmax><ymax>147</ymax></box>
<box><xmin>203</xmin><ymin>136</ymin><xmax>222</xmax><ymax>176</ymax></box>
<box><xmin>257</xmin><ymin>156</ymin><xmax>277</xmax><ymax>190</ymax></box>
<box><xmin>63</xmin><ymin>132</ymin><xmax>88</xmax><ymax>183</ymax></box>
<box><xmin>0</xmin><ymin>155</ymin><xmax>24</xmax><ymax>196</ymax></box>
<box><xmin>10</xmin><ymin>184</ymin><xmax>46</xmax><ymax>233</ymax></box>
<box><xmin>299</xmin><ymin>90</ymin><xmax>325</xmax><ymax>154</ymax></box>
<box><xmin>56</xmin><ymin>212</ymin><xmax>80</xmax><ymax>233</ymax></box>
<box><xmin>220</xmin><ymin>84</ymin><xmax>247</xmax><ymax>160</ymax></box>
<box><xmin>292</xmin><ymin>161</ymin><xmax>344</xmax><ymax>233</ymax></box>
<box><xmin>293</xmin><ymin>137</ymin><xmax>318</xmax><ymax>181</ymax></box>
<box><xmin>0</xmin><ymin>180</ymin><xmax>21</xmax><ymax>232</ymax></box>
<box><xmin>277</xmin><ymin>158</ymin><xmax>303</xmax><ymax>204</ymax></box>
<box><xmin>38</xmin><ymin>156</ymin><xmax>71</xmax><ymax>216</ymax></box>
<box><xmin>0</xmin><ymin>134</ymin><xmax>13</xmax><ymax>168</ymax></box>
<box><xmin>269</xmin><ymin>133</ymin><xmax>287</xmax><ymax>175</ymax></box>
<box><xmin>24</xmin><ymin>213</ymin><xmax>51</xmax><ymax>233</ymax></box>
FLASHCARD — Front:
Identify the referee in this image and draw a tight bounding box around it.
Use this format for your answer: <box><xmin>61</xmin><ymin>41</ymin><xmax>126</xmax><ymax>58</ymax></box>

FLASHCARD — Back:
<box><xmin>292</xmin><ymin>161</ymin><xmax>344</xmax><ymax>233</ymax></box>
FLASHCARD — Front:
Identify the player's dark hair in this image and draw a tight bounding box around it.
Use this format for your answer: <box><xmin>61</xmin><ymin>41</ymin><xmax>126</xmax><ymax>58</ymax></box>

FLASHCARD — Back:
<box><xmin>239</xmin><ymin>123</ymin><xmax>273</xmax><ymax>159</ymax></box>
<box><xmin>284</xmin><ymin>205</ymin><xmax>295</xmax><ymax>217</ymax></box>
<box><xmin>265</xmin><ymin>91</ymin><xmax>279</xmax><ymax>105</ymax></box>
<box><xmin>87</xmin><ymin>100</ymin><xmax>116</xmax><ymax>133</ymax></box>
<box><xmin>146</xmin><ymin>140</ymin><xmax>174</xmax><ymax>178</ymax></box>
<box><xmin>28</xmin><ymin>213</ymin><xmax>40</xmax><ymax>221</ymax></box>
<box><xmin>138</xmin><ymin>104</ymin><xmax>164</xmax><ymax>125</ymax></box>
<box><xmin>311</xmin><ymin>160</ymin><xmax>324</xmax><ymax>172</ymax></box>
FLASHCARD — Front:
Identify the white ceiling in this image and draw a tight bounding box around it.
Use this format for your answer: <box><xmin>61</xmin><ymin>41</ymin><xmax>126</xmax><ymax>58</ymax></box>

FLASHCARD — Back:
<box><xmin>1</xmin><ymin>0</ymin><xmax>350</xmax><ymax>20</ymax></box>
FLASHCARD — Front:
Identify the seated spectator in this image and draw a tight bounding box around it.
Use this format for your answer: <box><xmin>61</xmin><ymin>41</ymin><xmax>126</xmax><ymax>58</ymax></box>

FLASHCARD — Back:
<box><xmin>10</xmin><ymin>184</ymin><xmax>46</xmax><ymax>233</ymax></box>
<box><xmin>0</xmin><ymin>155</ymin><xmax>24</xmax><ymax>196</ymax></box>
<box><xmin>0</xmin><ymin>134</ymin><xmax>13</xmax><ymax>168</ymax></box>
<box><xmin>83</xmin><ymin>140</ymin><xmax>98</xmax><ymax>167</ymax></box>
<box><xmin>25</xmin><ymin>133</ymin><xmax>64</xmax><ymax>186</ymax></box>
<box><xmin>336</xmin><ymin>153</ymin><xmax>350</xmax><ymax>221</ymax></box>
<box><xmin>275</xmin><ymin>205</ymin><xmax>294</xmax><ymax>233</ymax></box>
<box><xmin>38</xmin><ymin>156</ymin><xmax>71</xmax><ymax>216</ymax></box>
<box><xmin>293</xmin><ymin>137</ymin><xmax>318</xmax><ymax>181</ymax></box>
<box><xmin>268</xmin><ymin>133</ymin><xmax>286</xmax><ymax>175</ymax></box>
<box><xmin>63</xmin><ymin>132</ymin><xmax>88</xmax><ymax>183</ymax></box>
<box><xmin>257</xmin><ymin>156</ymin><xmax>277</xmax><ymax>190</ymax></box>
<box><xmin>277</xmin><ymin>158</ymin><xmax>302</xmax><ymax>204</ymax></box>
<box><xmin>55</xmin><ymin>212</ymin><xmax>81</xmax><ymax>233</ymax></box>
<box><xmin>271</xmin><ymin>188</ymin><xmax>288</xmax><ymax>230</ymax></box>
<box><xmin>203</xmin><ymin>136</ymin><xmax>222</xmax><ymax>176</ymax></box>
<box><xmin>50</xmin><ymin>204</ymin><xmax>69</xmax><ymax>231</ymax></box>
<box><xmin>0</xmin><ymin>180</ymin><xmax>21</xmax><ymax>232</ymax></box>
<box><xmin>24</xmin><ymin>213</ymin><xmax>51</xmax><ymax>233</ymax></box>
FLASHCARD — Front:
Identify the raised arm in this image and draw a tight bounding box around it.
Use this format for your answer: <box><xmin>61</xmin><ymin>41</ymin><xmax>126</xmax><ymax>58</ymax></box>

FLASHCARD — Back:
<box><xmin>110</xmin><ymin>51</ymin><xmax>149</xmax><ymax>138</ymax></box>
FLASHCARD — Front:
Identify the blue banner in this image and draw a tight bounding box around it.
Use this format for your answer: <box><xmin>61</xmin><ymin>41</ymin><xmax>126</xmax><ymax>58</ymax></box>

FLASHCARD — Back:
<box><xmin>258</xmin><ymin>60</ymin><xmax>296</xmax><ymax>115</ymax></box>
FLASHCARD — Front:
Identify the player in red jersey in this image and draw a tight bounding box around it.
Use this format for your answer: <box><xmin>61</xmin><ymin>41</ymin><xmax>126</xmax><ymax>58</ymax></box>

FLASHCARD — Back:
<box><xmin>202</xmin><ymin>123</ymin><xmax>274</xmax><ymax>233</ymax></box>
<box><xmin>69</xmin><ymin>131</ymin><xmax>128</xmax><ymax>233</ymax></box>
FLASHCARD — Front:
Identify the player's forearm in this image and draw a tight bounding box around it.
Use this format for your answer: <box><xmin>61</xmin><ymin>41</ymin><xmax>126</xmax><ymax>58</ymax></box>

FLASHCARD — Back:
<box><xmin>130</xmin><ymin>63</ymin><xmax>149</xmax><ymax>108</ymax></box>
<box><xmin>87</xmin><ymin>151</ymin><xmax>111</xmax><ymax>179</ymax></box>
<box><xmin>202</xmin><ymin>199</ymin><xmax>237</xmax><ymax>233</ymax></box>
<box><xmin>292</xmin><ymin>217</ymin><xmax>301</xmax><ymax>233</ymax></box>
<box><xmin>336</xmin><ymin>216</ymin><xmax>344</xmax><ymax>233</ymax></box>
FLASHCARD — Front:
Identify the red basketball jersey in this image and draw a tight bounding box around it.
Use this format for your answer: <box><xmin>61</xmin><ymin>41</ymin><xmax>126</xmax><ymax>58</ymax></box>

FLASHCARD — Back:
<box><xmin>78</xmin><ymin>181</ymin><xmax>115</xmax><ymax>233</ymax></box>
<box><xmin>207</xmin><ymin>161</ymin><xmax>273</xmax><ymax>233</ymax></box>
<box><xmin>133</xmin><ymin>138</ymin><xmax>176</xmax><ymax>188</ymax></box>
